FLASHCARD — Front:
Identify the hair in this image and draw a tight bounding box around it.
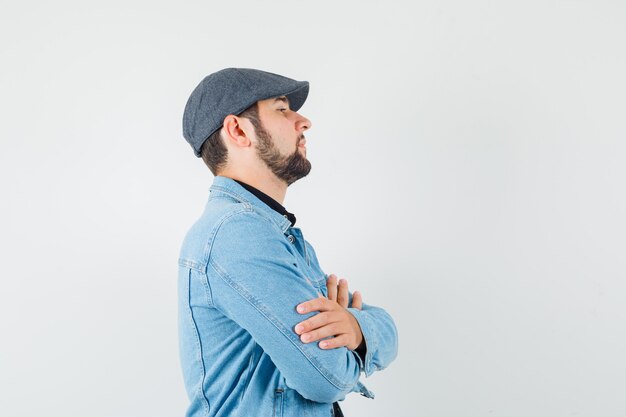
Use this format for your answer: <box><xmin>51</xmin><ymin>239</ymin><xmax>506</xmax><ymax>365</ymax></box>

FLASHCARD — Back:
<box><xmin>200</xmin><ymin>102</ymin><xmax>261</xmax><ymax>175</ymax></box>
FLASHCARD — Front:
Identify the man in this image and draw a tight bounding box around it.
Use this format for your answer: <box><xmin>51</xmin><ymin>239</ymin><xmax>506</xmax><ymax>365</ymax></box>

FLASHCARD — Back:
<box><xmin>178</xmin><ymin>68</ymin><xmax>398</xmax><ymax>417</ymax></box>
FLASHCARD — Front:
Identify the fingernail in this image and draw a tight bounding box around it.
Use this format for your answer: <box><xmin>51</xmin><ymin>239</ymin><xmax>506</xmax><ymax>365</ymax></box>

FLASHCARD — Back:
<box><xmin>295</xmin><ymin>324</ymin><xmax>304</xmax><ymax>333</ymax></box>
<box><xmin>301</xmin><ymin>334</ymin><xmax>310</xmax><ymax>342</ymax></box>
<box><xmin>297</xmin><ymin>305</ymin><xmax>305</xmax><ymax>313</ymax></box>
<box><xmin>320</xmin><ymin>341</ymin><xmax>328</xmax><ymax>348</ymax></box>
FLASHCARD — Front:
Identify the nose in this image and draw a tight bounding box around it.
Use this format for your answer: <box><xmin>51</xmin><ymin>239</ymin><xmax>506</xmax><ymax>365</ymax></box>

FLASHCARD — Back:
<box><xmin>296</xmin><ymin>113</ymin><xmax>312</xmax><ymax>132</ymax></box>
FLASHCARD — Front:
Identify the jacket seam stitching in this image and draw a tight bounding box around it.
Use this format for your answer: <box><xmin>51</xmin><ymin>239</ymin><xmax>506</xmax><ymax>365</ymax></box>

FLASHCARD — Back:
<box><xmin>186</xmin><ymin>269</ymin><xmax>211</xmax><ymax>415</ymax></box>
<box><xmin>201</xmin><ymin>205</ymin><xmax>253</xmax><ymax>277</ymax></box>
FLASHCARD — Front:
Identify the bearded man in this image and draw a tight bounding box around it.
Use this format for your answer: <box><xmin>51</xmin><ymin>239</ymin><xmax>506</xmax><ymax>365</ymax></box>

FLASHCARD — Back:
<box><xmin>178</xmin><ymin>68</ymin><xmax>398</xmax><ymax>417</ymax></box>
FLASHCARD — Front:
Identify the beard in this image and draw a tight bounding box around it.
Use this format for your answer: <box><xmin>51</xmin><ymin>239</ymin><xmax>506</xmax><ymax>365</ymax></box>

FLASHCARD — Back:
<box><xmin>254</xmin><ymin>124</ymin><xmax>312</xmax><ymax>186</ymax></box>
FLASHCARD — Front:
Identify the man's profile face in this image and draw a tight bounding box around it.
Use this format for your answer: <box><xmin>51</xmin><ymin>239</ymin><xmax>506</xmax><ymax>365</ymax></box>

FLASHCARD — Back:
<box><xmin>252</xmin><ymin>96</ymin><xmax>312</xmax><ymax>186</ymax></box>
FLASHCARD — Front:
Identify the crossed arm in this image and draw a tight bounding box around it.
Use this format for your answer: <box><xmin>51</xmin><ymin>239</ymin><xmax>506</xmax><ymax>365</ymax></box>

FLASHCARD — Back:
<box><xmin>209</xmin><ymin>210</ymin><xmax>398</xmax><ymax>402</ymax></box>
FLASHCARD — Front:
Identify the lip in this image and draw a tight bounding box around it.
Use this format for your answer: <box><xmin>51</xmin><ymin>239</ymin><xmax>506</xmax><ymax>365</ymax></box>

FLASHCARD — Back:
<box><xmin>298</xmin><ymin>139</ymin><xmax>306</xmax><ymax>147</ymax></box>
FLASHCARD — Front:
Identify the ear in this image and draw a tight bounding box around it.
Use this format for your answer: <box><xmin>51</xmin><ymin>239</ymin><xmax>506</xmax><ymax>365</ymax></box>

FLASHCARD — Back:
<box><xmin>222</xmin><ymin>115</ymin><xmax>253</xmax><ymax>148</ymax></box>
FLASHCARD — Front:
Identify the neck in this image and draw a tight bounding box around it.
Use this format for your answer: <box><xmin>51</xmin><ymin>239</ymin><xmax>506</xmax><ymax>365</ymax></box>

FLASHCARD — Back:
<box><xmin>220</xmin><ymin>173</ymin><xmax>287</xmax><ymax>205</ymax></box>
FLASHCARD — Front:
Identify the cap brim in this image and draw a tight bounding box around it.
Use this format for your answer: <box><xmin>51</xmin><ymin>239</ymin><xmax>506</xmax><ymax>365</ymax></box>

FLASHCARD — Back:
<box><xmin>283</xmin><ymin>81</ymin><xmax>309</xmax><ymax>112</ymax></box>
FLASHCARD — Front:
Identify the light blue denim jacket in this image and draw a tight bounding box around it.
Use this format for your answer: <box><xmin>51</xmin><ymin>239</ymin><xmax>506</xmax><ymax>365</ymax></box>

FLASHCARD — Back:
<box><xmin>178</xmin><ymin>176</ymin><xmax>399</xmax><ymax>417</ymax></box>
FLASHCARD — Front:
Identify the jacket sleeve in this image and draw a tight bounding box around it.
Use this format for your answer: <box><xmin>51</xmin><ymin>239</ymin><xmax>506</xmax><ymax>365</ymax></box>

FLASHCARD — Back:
<box><xmin>206</xmin><ymin>210</ymin><xmax>362</xmax><ymax>404</ymax></box>
<box><xmin>305</xmin><ymin>241</ymin><xmax>400</xmax><ymax>378</ymax></box>
<box><xmin>346</xmin><ymin>301</ymin><xmax>399</xmax><ymax>377</ymax></box>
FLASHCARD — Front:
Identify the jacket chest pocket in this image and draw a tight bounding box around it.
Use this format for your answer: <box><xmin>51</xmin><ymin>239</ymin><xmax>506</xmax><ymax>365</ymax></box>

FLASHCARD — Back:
<box><xmin>305</xmin><ymin>271</ymin><xmax>328</xmax><ymax>298</ymax></box>
<box><xmin>291</xmin><ymin>251</ymin><xmax>326</xmax><ymax>295</ymax></box>
<box><xmin>273</xmin><ymin>388</ymin><xmax>284</xmax><ymax>417</ymax></box>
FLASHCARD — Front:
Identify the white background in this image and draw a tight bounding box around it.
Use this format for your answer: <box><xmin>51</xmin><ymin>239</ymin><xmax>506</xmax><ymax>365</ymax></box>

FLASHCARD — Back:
<box><xmin>1</xmin><ymin>1</ymin><xmax>625</xmax><ymax>416</ymax></box>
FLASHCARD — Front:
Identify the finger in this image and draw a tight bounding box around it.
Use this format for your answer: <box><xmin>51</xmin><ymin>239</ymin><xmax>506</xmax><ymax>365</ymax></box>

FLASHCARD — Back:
<box><xmin>351</xmin><ymin>291</ymin><xmax>363</xmax><ymax>310</ymax></box>
<box><xmin>319</xmin><ymin>334</ymin><xmax>350</xmax><ymax>350</ymax></box>
<box><xmin>337</xmin><ymin>279</ymin><xmax>349</xmax><ymax>308</ymax></box>
<box><xmin>294</xmin><ymin>311</ymin><xmax>336</xmax><ymax>335</ymax></box>
<box><xmin>297</xmin><ymin>296</ymin><xmax>332</xmax><ymax>314</ymax></box>
<box><xmin>299</xmin><ymin>322</ymin><xmax>342</xmax><ymax>344</ymax></box>
<box><xmin>326</xmin><ymin>274</ymin><xmax>338</xmax><ymax>301</ymax></box>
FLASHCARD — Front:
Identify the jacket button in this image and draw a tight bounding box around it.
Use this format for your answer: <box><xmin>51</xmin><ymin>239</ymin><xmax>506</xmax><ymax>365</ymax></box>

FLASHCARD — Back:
<box><xmin>287</xmin><ymin>235</ymin><xmax>295</xmax><ymax>243</ymax></box>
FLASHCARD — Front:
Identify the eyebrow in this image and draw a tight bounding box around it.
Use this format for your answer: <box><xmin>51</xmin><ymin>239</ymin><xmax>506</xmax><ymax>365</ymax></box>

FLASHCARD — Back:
<box><xmin>272</xmin><ymin>96</ymin><xmax>290</xmax><ymax>106</ymax></box>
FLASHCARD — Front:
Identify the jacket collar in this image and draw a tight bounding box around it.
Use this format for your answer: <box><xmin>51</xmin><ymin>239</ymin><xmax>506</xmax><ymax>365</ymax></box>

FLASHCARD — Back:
<box><xmin>209</xmin><ymin>175</ymin><xmax>293</xmax><ymax>233</ymax></box>
<box><xmin>232</xmin><ymin>179</ymin><xmax>297</xmax><ymax>227</ymax></box>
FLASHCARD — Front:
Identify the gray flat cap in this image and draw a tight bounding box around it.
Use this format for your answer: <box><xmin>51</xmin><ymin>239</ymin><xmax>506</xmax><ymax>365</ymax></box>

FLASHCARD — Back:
<box><xmin>182</xmin><ymin>67</ymin><xmax>309</xmax><ymax>157</ymax></box>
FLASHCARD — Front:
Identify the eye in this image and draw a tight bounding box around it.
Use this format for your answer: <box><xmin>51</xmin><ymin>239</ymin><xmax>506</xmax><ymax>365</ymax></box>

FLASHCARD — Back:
<box><xmin>278</xmin><ymin>108</ymin><xmax>288</xmax><ymax>112</ymax></box>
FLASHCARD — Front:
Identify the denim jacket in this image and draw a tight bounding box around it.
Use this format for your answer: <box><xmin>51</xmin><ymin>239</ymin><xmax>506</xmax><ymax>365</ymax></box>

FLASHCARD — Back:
<box><xmin>178</xmin><ymin>176</ymin><xmax>399</xmax><ymax>417</ymax></box>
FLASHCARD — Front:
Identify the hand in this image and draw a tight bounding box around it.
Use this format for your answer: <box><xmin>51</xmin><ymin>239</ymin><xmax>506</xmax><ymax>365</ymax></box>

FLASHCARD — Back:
<box><xmin>294</xmin><ymin>274</ymin><xmax>364</xmax><ymax>350</ymax></box>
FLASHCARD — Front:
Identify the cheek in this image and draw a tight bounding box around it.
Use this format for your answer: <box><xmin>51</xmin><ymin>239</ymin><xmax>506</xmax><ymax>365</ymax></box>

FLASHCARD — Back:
<box><xmin>275</xmin><ymin>127</ymin><xmax>298</xmax><ymax>149</ymax></box>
